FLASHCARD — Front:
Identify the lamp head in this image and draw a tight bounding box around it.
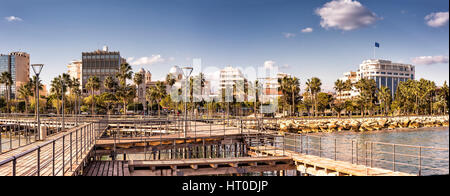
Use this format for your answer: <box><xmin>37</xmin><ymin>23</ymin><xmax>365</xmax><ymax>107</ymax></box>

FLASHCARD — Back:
<box><xmin>31</xmin><ymin>64</ymin><xmax>44</xmax><ymax>75</ymax></box>
<box><xmin>182</xmin><ymin>66</ymin><xmax>193</xmax><ymax>78</ymax></box>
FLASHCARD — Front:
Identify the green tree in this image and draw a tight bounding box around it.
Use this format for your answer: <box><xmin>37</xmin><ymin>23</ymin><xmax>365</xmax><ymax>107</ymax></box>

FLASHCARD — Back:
<box><xmin>17</xmin><ymin>82</ymin><xmax>33</xmax><ymax>114</ymax></box>
<box><xmin>305</xmin><ymin>77</ymin><xmax>322</xmax><ymax>117</ymax></box>
<box><xmin>86</xmin><ymin>76</ymin><xmax>100</xmax><ymax>114</ymax></box>
<box><xmin>0</xmin><ymin>72</ymin><xmax>13</xmax><ymax>113</ymax></box>
<box><xmin>116</xmin><ymin>63</ymin><xmax>133</xmax><ymax>87</ymax></box>
<box><xmin>377</xmin><ymin>85</ymin><xmax>392</xmax><ymax>116</ymax></box>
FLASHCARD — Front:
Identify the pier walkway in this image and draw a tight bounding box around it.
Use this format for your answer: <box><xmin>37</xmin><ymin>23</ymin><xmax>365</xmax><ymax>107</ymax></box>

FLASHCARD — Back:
<box><xmin>0</xmin><ymin>122</ymin><xmax>106</xmax><ymax>176</ymax></box>
<box><xmin>249</xmin><ymin>146</ymin><xmax>414</xmax><ymax>176</ymax></box>
<box><xmin>0</xmin><ymin>117</ymin><xmax>447</xmax><ymax>176</ymax></box>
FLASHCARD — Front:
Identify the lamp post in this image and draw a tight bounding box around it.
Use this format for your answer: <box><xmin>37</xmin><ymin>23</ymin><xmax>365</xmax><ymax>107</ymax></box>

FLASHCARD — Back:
<box><xmin>182</xmin><ymin>66</ymin><xmax>193</xmax><ymax>138</ymax></box>
<box><xmin>32</xmin><ymin>64</ymin><xmax>44</xmax><ymax>140</ymax></box>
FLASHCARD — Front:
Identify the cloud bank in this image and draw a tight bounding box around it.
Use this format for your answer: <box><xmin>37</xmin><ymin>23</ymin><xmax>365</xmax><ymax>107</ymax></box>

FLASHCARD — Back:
<box><xmin>425</xmin><ymin>12</ymin><xmax>449</xmax><ymax>28</ymax></box>
<box><xmin>412</xmin><ymin>55</ymin><xmax>449</xmax><ymax>65</ymax></box>
<box><xmin>128</xmin><ymin>55</ymin><xmax>165</xmax><ymax>66</ymax></box>
<box><xmin>315</xmin><ymin>0</ymin><xmax>380</xmax><ymax>31</ymax></box>
<box><xmin>4</xmin><ymin>16</ymin><xmax>23</xmax><ymax>22</ymax></box>
<box><xmin>301</xmin><ymin>27</ymin><xmax>314</xmax><ymax>33</ymax></box>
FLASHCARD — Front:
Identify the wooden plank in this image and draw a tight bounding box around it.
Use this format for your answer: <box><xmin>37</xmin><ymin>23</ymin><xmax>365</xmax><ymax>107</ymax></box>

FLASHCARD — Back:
<box><xmin>123</xmin><ymin>162</ymin><xmax>131</xmax><ymax>176</ymax></box>
<box><xmin>113</xmin><ymin>161</ymin><xmax>118</xmax><ymax>176</ymax></box>
<box><xmin>101</xmin><ymin>161</ymin><xmax>109</xmax><ymax>176</ymax></box>
<box><xmin>118</xmin><ymin>161</ymin><xmax>123</xmax><ymax>176</ymax></box>
<box><xmin>108</xmin><ymin>161</ymin><xmax>114</xmax><ymax>176</ymax></box>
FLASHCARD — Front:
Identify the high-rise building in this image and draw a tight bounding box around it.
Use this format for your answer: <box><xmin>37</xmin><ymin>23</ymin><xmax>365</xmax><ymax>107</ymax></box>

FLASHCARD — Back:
<box><xmin>67</xmin><ymin>60</ymin><xmax>82</xmax><ymax>88</ymax></box>
<box><xmin>340</xmin><ymin>59</ymin><xmax>415</xmax><ymax>99</ymax></box>
<box><xmin>0</xmin><ymin>52</ymin><xmax>30</xmax><ymax>99</ymax></box>
<box><xmin>81</xmin><ymin>47</ymin><xmax>126</xmax><ymax>94</ymax></box>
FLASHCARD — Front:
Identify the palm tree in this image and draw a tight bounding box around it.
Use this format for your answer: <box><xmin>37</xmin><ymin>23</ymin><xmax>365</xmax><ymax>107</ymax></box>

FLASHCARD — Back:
<box><xmin>334</xmin><ymin>79</ymin><xmax>346</xmax><ymax>100</ymax></box>
<box><xmin>17</xmin><ymin>82</ymin><xmax>33</xmax><ymax>114</ymax></box>
<box><xmin>70</xmin><ymin>78</ymin><xmax>81</xmax><ymax>115</ymax></box>
<box><xmin>0</xmin><ymin>72</ymin><xmax>13</xmax><ymax>113</ymax></box>
<box><xmin>278</xmin><ymin>76</ymin><xmax>300</xmax><ymax>116</ymax></box>
<box><xmin>153</xmin><ymin>81</ymin><xmax>167</xmax><ymax>118</ymax></box>
<box><xmin>85</xmin><ymin>76</ymin><xmax>100</xmax><ymax>115</ymax></box>
<box><xmin>306</xmin><ymin>77</ymin><xmax>322</xmax><ymax>117</ymax></box>
<box><xmin>50</xmin><ymin>76</ymin><xmax>63</xmax><ymax>115</ymax></box>
<box><xmin>116</xmin><ymin>63</ymin><xmax>133</xmax><ymax>87</ymax></box>
<box><xmin>30</xmin><ymin>76</ymin><xmax>43</xmax><ymax>116</ymax></box>
<box><xmin>116</xmin><ymin>85</ymin><xmax>136</xmax><ymax>114</ymax></box>
<box><xmin>165</xmin><ymin>74</ymin><xmax>177</xmax><ymax>115</ymax></box>
<box><xmin>104</xmin><ymin>76</ymin><xmax>118</xmax><ymax>92</ymax></box>
<box><xmin>377</xmin><ymin>85</ymin><xmax>392</xmax><ymax>116</ymax></box>
<box><xmin>354</xmin><ymin>78</ymin><xmax>377</xmax><ymax>116</ymax></box>
<box><xmin>133</xmin><ymin>72</ymin><xmax>144</xmax><ymax>114</ymax></box>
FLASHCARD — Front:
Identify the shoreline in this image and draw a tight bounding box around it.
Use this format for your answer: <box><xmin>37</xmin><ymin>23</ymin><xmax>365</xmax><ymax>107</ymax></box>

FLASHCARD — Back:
<box><xmin>278</xmin><ymin>115</ymin><xmax>449</xmax><ymax>134</ymax></box>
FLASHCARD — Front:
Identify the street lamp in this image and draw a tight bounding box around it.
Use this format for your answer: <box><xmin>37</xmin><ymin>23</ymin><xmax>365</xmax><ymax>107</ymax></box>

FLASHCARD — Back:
<box><xmin>31</xmin><ymin>64</ymin><xmax>44</xmax><ymax>140</ymax></box>
<box><xmin>182</xmin><ymin>66</ymin><xmax>193</xmax><ymax>138</ymax></box>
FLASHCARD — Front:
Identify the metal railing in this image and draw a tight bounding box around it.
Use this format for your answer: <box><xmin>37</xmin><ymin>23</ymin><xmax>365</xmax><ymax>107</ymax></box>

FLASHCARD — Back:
<box><xmin>0</xmin><ymin>121</ymin><xmax>107</xmax><ymax>176</ymax></box>
<box><xmin>246</xmin><ymin>132</ymin><xmax>449</xmax><ymax>176</ymax></box>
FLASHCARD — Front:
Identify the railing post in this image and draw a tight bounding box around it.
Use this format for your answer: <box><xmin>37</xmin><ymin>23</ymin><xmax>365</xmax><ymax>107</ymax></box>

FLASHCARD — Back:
<box><xmin>294</xmin><ymin>134</ymin><xmax>297</xmax><ymax>153</ymax></box>
<box><xmin>62</xmin><ymin>135</ymin><xmax>65</xmax><ymax>176</ymax></box>
<box><xmin>319</xmin><ymin>137</ymin><xmax>321</xmax><ymax>157</ymax></box>
<box><xmin>370</xmin><ymin>142</ymin><xmax>373</xmax><ymax>168</ymax></box>
<box><xmin>418</xmin><ymin>146</ymin><xmax>422</xmax><ymax>176</ymax></box>
<box><xmin>12</xmin><ymin>157</ymin><xmax>16</xmax><ymax>176</ymax></box>
<box><xmin>52</xmin><ymin>140</ymin><xmax>55</xmax><ymax>176</ymax></box>
<box><xmin>393</xmin><ymin>144</ymin><xmax>396</xmax><ymax>172</ymax></box>
<box><xmin>334</xmin><ymin>138</ymin><xmax>337</xmax><ymax>161</ymax></box>
<box><xmin>356</xmin><ymin>140</ymin><xmax>359</xmax><ymax>165</ymax></box>
<box><xmin>70</xmin><ymin>132</ymin><xmax>73</xmax><ymax>171</ymax></box>
<box><xmin>37</xmin><ymin>146</ymin><xmax>41</xmax><ymax>176</ymax></box>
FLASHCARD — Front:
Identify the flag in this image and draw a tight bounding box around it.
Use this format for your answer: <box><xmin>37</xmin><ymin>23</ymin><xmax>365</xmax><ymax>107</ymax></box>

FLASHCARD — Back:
<box><xmin>375</xmin><ymin>42</ymin><xmax>380</xmax><ymax>48</ymax></box>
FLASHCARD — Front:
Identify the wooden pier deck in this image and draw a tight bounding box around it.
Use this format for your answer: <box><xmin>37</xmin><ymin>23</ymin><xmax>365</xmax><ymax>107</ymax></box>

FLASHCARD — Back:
<box><xmin>96</xmin><ymin>122</ymin><xmax>259</xmax><ymax>146</ymax></box>
<box><xmin>249</xmin><ymin>146</ymin><xmax>415</xmax><ymax>176</ymax></box>
<box><xmin>83</xmin><ymin>161</ymin><xmax>131</xmax><ymax>176</ymax></box>
<box><xmin>0</xmin><ymin>123</ymin><xmax>100</xmax><ymax>176</ymax></box>
<box><xmin>126</xmin><ymin>156</ymin><xmax>294</xmax><ymax>176</ymax></box>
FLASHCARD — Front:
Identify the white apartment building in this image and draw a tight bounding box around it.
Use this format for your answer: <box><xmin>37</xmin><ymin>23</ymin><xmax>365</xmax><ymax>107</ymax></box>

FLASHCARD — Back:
<box><xmin>67</xmin><ymin>60</ymin><xmax>82</xmax><ymax>88</ymax></box>
<box><xmin>219</xmin><ymin>66</ymin><xmax>245</xmax><ymax>90</ymax></box>
<box><xmin>340</xmin><ymin>59</ymin><xmax>415</xmax><ymax>99</ymax></box>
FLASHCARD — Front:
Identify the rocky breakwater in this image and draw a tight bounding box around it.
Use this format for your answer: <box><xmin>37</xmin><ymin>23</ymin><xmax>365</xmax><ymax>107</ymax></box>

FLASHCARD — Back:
<box><xmin>279</xmin><ymin>116</ymin><xmax>449</xmax><ymax>134</ymax></box>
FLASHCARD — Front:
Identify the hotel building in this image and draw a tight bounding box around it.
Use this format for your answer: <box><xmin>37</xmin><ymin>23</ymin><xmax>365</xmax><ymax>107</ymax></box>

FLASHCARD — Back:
<box><xmin>340</xmin><ymin>59</ymin><xmax>415</xmax><ymax>99</ymax></box>
<box><xmin>0</xmin><ymin>52</ymin><xmax>30</xmax><ymax>99</ymax></box>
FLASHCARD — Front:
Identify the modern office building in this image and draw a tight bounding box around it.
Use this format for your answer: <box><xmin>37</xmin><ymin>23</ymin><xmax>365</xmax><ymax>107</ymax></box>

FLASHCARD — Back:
<box><xmin>340</xmin><ymin>59</ymin><xmax>415</xmax><ymax>99</ymax></box>
<box><xmin>81</xmin><ymin>47</ymin><xmax>126</xmax><ymax>94</ymax></box>
<box><xmin>0</xmin><ymin>52</ymin><xmax>30</xmax><ymax>99</ymax></box>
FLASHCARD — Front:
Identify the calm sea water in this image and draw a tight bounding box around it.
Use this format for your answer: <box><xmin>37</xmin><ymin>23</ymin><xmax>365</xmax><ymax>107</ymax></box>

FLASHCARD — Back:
<box><xmin>309</xmin><ymin>127</ymin><xmax>449</xmax><ymax>176</ymax></box>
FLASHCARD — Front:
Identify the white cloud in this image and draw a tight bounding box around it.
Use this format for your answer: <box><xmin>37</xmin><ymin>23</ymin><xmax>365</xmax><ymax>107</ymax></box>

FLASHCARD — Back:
<box><xmin>281</xmin><ymin>64</ymin><xmax>290</xmax><ymax>69</ymax></box>
<box><xmin>301</xmin><ymin>27</ymin><xmax>314</xmax><ymax>33</ymax></box>
<box><xmin>128</xmin><ymin>55</ymin><xmax>165</xmax><ymax>66</ymax></box>
<box><xmin>282</xmin><ymin>32</ymin><xmax>296</xmax><ymax>38</ymax></box>
<box><xmin>264</xmin><ymin>60</ymin><xmax>276</xmax><ymax>69</ymax></box>
<box><xmin>4</xmin><ymin>16</ymin><xmax>23</xmax><ymax>22</ymax></box>
<box><xmin>412</xmin><ymin>55</ymin><xmax>449</xmax><ymax>65</ymax></box>
<box><xmin>425</xmin><ymin>12</ymin><xmax>449</xmax><ymax>28</ymax></box>
<box><xmin>315</xmin><ymin>0</ymin><xmax>380</xmax><ymax>31</ymax></box>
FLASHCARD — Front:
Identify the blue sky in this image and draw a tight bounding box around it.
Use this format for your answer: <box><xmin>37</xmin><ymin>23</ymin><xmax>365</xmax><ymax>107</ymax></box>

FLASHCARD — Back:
<box><xmin>1</xmin><ymin>0</ymin><xmax>448</xmax><ymax>92</ymax></box>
